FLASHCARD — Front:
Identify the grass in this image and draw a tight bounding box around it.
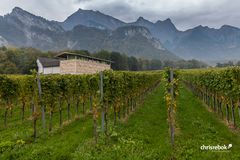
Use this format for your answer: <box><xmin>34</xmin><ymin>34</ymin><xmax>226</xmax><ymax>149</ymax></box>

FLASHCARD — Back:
<box><xmin>172</xmin><ymin>85</ymin><xmax>240</xmax><ymax>160</ymax></box>
<box><xmin>0</xmin><ymin>101</ymin><xmax>94</xmax><ymax>160</ymax></box>
<box><xmin>0</xmin><ymin>115</ymin><xmax>93</xmax><ymax>160</ymax></box>
<box><xmin>72</xmin><ymin>84</ymin><xmax>172</xmax><ymax>160</ymax></box>
<box><xmin>1</xmin><ymin>83</ymin><xmax>240</xmax><ymax>159</ymax></box>
<box><xmin>0</xmin><ymin>100</ymin><xmax>90</xmax><ymax>142</ymax></box>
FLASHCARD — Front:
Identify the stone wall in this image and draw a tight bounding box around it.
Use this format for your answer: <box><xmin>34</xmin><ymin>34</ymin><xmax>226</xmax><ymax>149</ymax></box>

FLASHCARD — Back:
<box><xmin>60</xmin><ymin>59</ymin><xmax>111</xmax><ymax>74</ymax></box>
<box><xmin>43</xmin><ymin>67</ymin><xmax>60</xmax><ymax>74</ymax></box>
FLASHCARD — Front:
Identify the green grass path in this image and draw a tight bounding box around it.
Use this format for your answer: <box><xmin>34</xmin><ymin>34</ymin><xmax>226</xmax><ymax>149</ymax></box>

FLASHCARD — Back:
<box><xmin>173</xmin><ymin>85</ymin><xmax>240</xmax><ymax>160</ymax></box>
<box><xmin>72</xmin><ymin>83</ymin><xmax>172</xmax><ymax>160</ymax></box>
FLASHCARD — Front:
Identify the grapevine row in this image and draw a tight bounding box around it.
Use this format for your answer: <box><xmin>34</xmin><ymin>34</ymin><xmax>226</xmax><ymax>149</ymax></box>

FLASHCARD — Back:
<box><xmin>164</xmin><ymin>68</ymin><xmax>179</xmax><ymax>146</ymax></box>
<box><xmin>182</xmin><ymin>67</ymin><xmax>240</xmax><ymax>127</ymax></box>
<box><xmin>0</xmin><ymin>70</ymin><xmax>161</xmax><ymax>141</ymax></box>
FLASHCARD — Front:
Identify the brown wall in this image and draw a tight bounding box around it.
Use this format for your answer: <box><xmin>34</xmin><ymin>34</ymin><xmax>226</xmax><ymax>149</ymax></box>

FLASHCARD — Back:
<box><xmin>60</xmin><ymin>59</ymin><xmax>111</xmax><ymax>74</ymax></box>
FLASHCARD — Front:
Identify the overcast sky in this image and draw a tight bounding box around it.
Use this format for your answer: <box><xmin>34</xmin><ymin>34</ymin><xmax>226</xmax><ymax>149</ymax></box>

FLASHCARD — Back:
<box><xmin>0</xmin><ymin>0</ymin><xmax>239</xmax><ymax>31</ymax></box>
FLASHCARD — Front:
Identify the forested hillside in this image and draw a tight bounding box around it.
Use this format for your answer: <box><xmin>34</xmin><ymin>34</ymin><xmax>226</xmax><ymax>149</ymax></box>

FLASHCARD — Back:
<box><xmin>0</xmin><ymin>46</ymin><xmax>207</xmax><ymax>74</ymax></box>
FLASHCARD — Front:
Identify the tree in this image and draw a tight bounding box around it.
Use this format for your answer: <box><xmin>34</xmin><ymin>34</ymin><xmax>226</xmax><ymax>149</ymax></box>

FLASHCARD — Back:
<box><xmin>138</xmin><ymin>59</ymin><xmax>150</xmax><ymax>70</ymax></box>
<box><xmin>163</xmin><ymin>60</ymin><xmax>175</xmax><ymax>68</ymax></box>
<box><xmin>150</xmin><ymin>59</ymin><xmax>162</xmax><ymax>70</ymax></box>
<box><xmin>236</xmin><ymin>61</ymin><xmax>240</xmax><ymax>66</ymax></box>
<box><xmin>1</xmin><ymin>61</ymin><xmax>18</xmax><ymax>74</ymax></box>
<box><xmin>93</xmin><ymin>50</ymin><xmax>111</xmax><ymax>60</ymax></box>
<box><xmin>216</xmin><ymin>61</ymin><xmax>234</xmax><ymax>68</ymax></box>
<box><xmin>0</xmin><ymin>46</ymin><xmax>7</xmax><ymax>51</ymax></box>
<box><xmin>110</xmin><ymin>52</ymin><xmax>128</xmax><ymax>70</ymax></box>
<box><xmin>128</xmin><ymin>56</ymin><xmax>139</xmax><ymax>71</ymax></box>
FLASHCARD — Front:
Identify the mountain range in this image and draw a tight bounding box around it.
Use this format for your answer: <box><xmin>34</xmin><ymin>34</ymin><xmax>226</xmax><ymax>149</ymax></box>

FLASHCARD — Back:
<box><xmin>1</xmin><ymin>7</ymin><xmax>240</xmax><ymax>63</ymax></box>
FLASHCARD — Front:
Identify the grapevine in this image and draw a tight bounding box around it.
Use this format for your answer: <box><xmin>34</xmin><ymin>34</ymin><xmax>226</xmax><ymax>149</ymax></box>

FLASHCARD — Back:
<box><xmin>0</xmin><ymin>70</ymin><xmax>162</xmax><ymax>142</ymax></box>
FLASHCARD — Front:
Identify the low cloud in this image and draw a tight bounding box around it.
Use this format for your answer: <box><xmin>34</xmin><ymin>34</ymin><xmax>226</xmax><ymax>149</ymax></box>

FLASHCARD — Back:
<box><xmin>0</xmin><ymin>0</ymin><xmax>240</xmax><ymax>30</ymax></box>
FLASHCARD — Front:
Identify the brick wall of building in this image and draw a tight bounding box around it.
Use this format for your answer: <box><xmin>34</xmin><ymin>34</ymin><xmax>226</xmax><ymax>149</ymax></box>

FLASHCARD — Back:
<box><xmin>60</xmin><ymin>59</ymin><xmax>111</xmax><ymax>74</ymax></box>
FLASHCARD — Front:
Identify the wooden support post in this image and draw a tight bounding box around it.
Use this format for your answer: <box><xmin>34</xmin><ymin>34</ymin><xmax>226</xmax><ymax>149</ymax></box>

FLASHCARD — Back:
<box><xmin>231</xmin><ymin>99</ymin><xmax>236</xmax><ymax>127</ymax></box>
<box><xmin>220</xmin><ymin>101</ymin><xmax>223</xmax><ymax>119</ymax></box>
<box><xmin>59</xmin><ymin>97</ymin><xmax>63</xmax><ymax>127</ymax></box>
<box><xmin>238</xmin><ymin>100</ymin><xmax>240</xmax><ymax>120</ymax></box>
<box><xmin>169</xmin><ymin>70</ymin><xmax>174</xmax><ymax>146</ymax></box>
<box><xmin>37</xmin><ymin>73</ymin><xmax>46</xmax><ymax>139</ymax></box>
<box><xmin>226</xmin><ymin>103</ymin><xmax>230</xmax><ymax>123</ymax></box>
<box><xmin>90</xmin><ymin>96</ymin><xmax>93</xmax><ymax>111</ymax></box>
<box><xmin>100</xmin><ymin>72</ymin><xmax>105</xmax><ymax>133</ymax></box>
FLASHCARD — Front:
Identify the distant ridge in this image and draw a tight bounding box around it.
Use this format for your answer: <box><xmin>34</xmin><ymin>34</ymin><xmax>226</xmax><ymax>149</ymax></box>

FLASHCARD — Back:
<box><xmin>1</xmin><ymin>7</ymin><xmax>240</xmax><ymax>62</ymax></box>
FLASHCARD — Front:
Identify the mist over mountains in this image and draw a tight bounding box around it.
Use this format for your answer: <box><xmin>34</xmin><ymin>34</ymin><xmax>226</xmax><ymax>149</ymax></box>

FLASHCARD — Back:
<box><xmin>1</xmin><ymin>7</ymin><xmax>240</xmax><ymax>63</ymax></box>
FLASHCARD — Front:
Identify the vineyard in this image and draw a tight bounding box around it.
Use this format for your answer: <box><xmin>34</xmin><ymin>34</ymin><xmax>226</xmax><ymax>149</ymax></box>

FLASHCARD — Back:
<box><xmin>182</xmin><ymin>67</ymin><xmax>240</xmax><ymax>128</ymax></box>
<box><xmin>0</xmin><ymin>68</ymin><xmax>240</xmax><ymax>159</ymax></box>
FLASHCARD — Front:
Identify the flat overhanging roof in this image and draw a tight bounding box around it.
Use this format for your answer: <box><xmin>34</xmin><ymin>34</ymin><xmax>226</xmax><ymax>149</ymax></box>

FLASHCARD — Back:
<box><xmin>55</xmin><ymin>52</ymin><xmax>113</xmax><ymax>64</ymax></box>
<box><xmin>38</xmin><ymin>57</ymin><xmax>60</xmax><ymax>67</ymax></box>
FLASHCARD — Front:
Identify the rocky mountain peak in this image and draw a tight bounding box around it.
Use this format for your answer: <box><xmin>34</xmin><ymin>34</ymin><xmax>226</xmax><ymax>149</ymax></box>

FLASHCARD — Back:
<box><xmin>163</xmin><ymin>18</ymin><xmax>172</xmax><ymax>23</ymax></box>
<box><xmin>137</xmin><ymin>16</ymin><xmax>145</xmax><ymax>21</ymax></box>
<box><xmin>1</xmin><ymin>7</ymin><xmax>240</xmax><ymax>62</ymax></box>
<box><xmin>10</xmin><ymin>7</ymin><xmax>33</xmax><ymax>17</ymax></box>
<box><xmin>220</xmin><ymin>25</ymin><xmax>239</xmax><ymax>31</ymax></box>
<box><xmin>115</xmin><ymin>25</ymin><xmax>151</xmax><ymax>37</ymax></box>
<box><xmin>12</xmin><ymin>7</ymin><xmax>24</xmax><ymax>13</ymax></box>
<box><xmin>136</xmin><ymin>16</ymin><xmax>152</xmax><ymax>24</ymax></box>
<box><xmin>62</xmin><ymin>8</ymin><xmax>124</xmax><ymax>30</ymax></box>
<box><xmin>76</xmin><ymin>8</ymin><xmax>96</xmax><ymax>14</ymax></box>
<box><xmin>191</xmin><ymin>25</ymin><xmax>211</xmax><ymax>32</ymax></box>
<box><xmin>155</xmin><ymin>18</ymin><xmax>176</xmax><ymax>30</ymax></box>
<box><xmin>6</xmin><ymin>7</ymin><xmax>63</xmax><ymax>32</ymax></box>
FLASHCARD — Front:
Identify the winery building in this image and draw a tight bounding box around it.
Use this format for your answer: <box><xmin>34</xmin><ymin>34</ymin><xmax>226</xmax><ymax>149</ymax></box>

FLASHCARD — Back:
<box><xmin>37</xmin><ymin>52</ymin><xmax>112</xmax><ymax>74</ymax></box>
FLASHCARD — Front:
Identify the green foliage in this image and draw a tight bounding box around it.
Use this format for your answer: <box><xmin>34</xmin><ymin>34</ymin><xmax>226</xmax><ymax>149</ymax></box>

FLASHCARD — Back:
<box><xmin>72</xmin><ymin>85</ymin><xmax>172</xmax><ymax>160</ymax></box>
<box><xmin>163</xmin><ymin>68</ymin><xmax>179</xmax><ymax>146</ymax></box>
<box><xmin>0</xmin><ymin>70</ymin><xmax>162</xmax><ymax>139</ymax></box>
<box><xmin>182</xmin><ymin>67</ymin><xmax>240</xmax><ymax>101</ymax></box>
<box><xmin>94</xmin><ymin>50</ymin><xmax>207</xmax><ymax>71</ymax></box>
<box><xmin>0</xmin><ymin>139</ymin><xmax>25</xmax><ymax>154</ymax></box>
<box><xmin>1</xmin><ymin>82</ymin><xmax>240</xmax><ymax>159</ymax></box>
<box><xmin>0</xmin><ymin>47</ymin><xmax>207</xmax><ymax>74</ymax></box>
<box><xmin>182</xmin><ymin>67</ymin><xmax>240</xmax><ymax>128</ymax></box>
<box><xmin>0</xmin><ymin>141</ymin><xmax>15</xmax><ymax>153</ymax></box>
<box><xmin>0</xmin><ymin>47</ymin><xmax>52</xmax><ymax>74</ymax></box>
<box><xmin>0</xmin><ymin>75</ymin><xmax>18</xmax><ymax>104</ymax></box>
<box><xmin>173</xmin><ymin>85</ymin><xmax>240</xmax><ymax>160</ymax></box>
